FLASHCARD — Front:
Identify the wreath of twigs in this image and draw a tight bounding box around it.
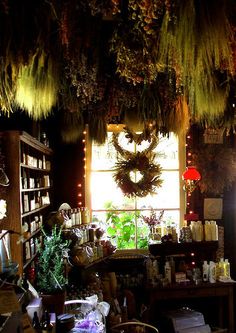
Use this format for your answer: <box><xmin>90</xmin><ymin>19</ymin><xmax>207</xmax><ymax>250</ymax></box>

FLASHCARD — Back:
<box><xmin>112</xmin><ymin>127</ymin><xmax>158</xmax><ymax>159</ymax></box>
<box><xmin>192</xmin><ymin>144</ymin><xmax>236</xmax><ymax>195</ymax></box>
<box><xmin>112</xmin><ymin>128</ymin><xmax>163</xmax><ymax>197</ymax></box>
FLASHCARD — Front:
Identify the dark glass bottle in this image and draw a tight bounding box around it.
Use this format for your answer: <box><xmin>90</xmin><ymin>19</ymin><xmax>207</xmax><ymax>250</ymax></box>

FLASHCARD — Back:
<box><xmin>41</xmin><ymin>310</ymin><xmax>53</xmax><ymax>333</ymax></box>
<box><xmin>32</xmin><ymin>311</ymin><xmax>41</xmax><ymax>333</ymax></box>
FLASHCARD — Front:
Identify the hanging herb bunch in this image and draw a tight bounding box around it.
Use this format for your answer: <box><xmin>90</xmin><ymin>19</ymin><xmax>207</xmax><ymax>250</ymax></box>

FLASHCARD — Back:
<box><xmin>86</xmin><ymin>0</ymin><xmax>121</xmax><ymax>17</ymax></box>
<box><xmin>65</xmin><ymin>54</ymin><xmax>105</xmax><ymax>107</ymax></box>
<box><xmin>192</xmin><ymin>144</ymin><xmax>236</xmax><ymax>195</ymax></box>
<box><xmin>110</xmin><ymin>22</ymin><xmax>159</xmax><ymax>85</ymax></box>
<box><xmin>59</xmin><ymin>1</ymin><xmax>106</xmax><ymax>109</ymax></box>
<box><xmin>128</xmin><ymin>0</ymin><xmax>165</xmax><ymax>38</ymax></box>
<box><xmin>112</xmin><ymin>127</ymin><xmax>163</xmax><ymax>197</ymax></box>
<box><xmin>109</xmin><ymin>0</ymin><xmax>169</xmax><ymax>85</ymax></box>
<box><xmin>105</xmin><ymin>79</ymin><xmax>141</xmax><ymax>124</ymax></box>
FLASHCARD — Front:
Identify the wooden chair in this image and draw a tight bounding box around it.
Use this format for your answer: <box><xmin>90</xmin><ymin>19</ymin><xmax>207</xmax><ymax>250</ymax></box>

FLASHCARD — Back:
<box><xmin>110</xmin><ymin>321</ymin><xmax>159</xmax><ymax>333</ymax></box>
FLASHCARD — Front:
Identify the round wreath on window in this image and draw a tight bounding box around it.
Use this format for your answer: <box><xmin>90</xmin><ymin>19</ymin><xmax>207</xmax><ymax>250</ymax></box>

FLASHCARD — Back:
<box><xmin>112</xmin><ymin>128</ymin><xmax>163</xmax><ymax>197</ymax></box>
<box><xmin>192</xmin><ymin>144</ymin><xmax>236</xmax><ymax>195</ymax></box>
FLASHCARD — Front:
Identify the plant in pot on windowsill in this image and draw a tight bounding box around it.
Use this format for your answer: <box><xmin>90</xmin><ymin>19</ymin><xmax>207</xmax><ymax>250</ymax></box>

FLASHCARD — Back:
<box><xmin>36</xmin><ymin>224</ymin><xmax>70</xmax><ymax>315</ymax></box>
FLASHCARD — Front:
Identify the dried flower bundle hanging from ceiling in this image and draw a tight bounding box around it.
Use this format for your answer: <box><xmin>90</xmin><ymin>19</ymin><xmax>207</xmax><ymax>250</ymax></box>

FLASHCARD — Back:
<box><xmin>0</xmin><ymin>0</ymin><xmax>235</xmax><ymax>139</ymax></box>
<box><xmin>15</xmin><ymin>50</ymin><xmax>59</xmax><ymax>119</ymax></box>
<box><xmin>157</xmin><ymin>0</ymin><xmax>234</xmax><ymax>123</ymax></box>
<box><xmin>60</xmin><ymin>111</ymin><xmax>84</xmax><ymax>144</ymax></box>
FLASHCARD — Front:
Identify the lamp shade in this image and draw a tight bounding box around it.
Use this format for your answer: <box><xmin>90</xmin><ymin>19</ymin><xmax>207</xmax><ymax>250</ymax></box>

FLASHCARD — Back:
<box><xmin>182</xmin><ymin>166</ymin><xmax>201</xmax><ymax>181</ymax></box>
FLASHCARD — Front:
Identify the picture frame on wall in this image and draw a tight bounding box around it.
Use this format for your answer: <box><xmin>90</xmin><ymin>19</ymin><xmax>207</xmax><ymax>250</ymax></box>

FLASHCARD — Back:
<box><xmin>204</xmin><ymin>198</ymin><xmax>223</xmax><ymax>220</ymax></box>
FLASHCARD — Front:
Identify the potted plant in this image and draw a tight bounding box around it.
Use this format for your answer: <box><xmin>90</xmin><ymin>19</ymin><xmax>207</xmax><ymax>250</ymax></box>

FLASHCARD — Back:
<box><xmin>36</xmin><ymin>224</ymin><xmax>70</xmax><ymax>314</ymax></box>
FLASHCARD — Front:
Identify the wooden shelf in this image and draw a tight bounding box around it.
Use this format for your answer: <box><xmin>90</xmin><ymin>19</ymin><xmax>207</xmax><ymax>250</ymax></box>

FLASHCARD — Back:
<box><xmin>23</xmin><ymin>229</ymin><xmax>41</xmax><ymax>243</ymax></box>
<box><xmin>21</xmin><ymin>186</ymin><xmax>51</xmax><ymax>192</ymax></box>
<box><xmin>23</xmin><ymin>252</ymin><xmax>38</xmax><ymax>270</ymax></box>
<box><xmin>148</xmin><ymin>241</ymin><xmax>219</xmax><ymax>257</ymax></box>
<box><xmin>70</xmin><ymin>255</ymin><xmax>111</xmax><ymax>270</ymax></box>
<box><xmin>1</xmin><ymin>130</ymin><xmax>53</xmax><ymax>274</ymax></box>
<box><xmin>20</xmin><ymin>163</ymin><xmax>51</xmax><ymax>172</ymax></box>
<box><xmin>21</xmin><ymin>204</ymin><xmax>51</xmax><ymax>217</ymax></box>
<box><xmin>20</xmin><ymin>131</ymin><xmax>53</xmax><ymax>154</ymax></box>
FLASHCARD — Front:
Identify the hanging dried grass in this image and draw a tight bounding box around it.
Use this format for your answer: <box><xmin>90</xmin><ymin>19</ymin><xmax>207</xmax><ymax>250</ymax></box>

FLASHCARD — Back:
<box><xmin>138</xmin><ymin>84</ymin><xmax>161</xmax><ymax>124</ymax></box>
<box><xmin>15</xmin><ymin>50</ymin><xmax>59</xmax><ymax>119</ymax></box>
<box><xmin>166</xmin><ymin>95</ymin><xmax>189</xmax><ymax>136</ymax></box>
<box><xmin>195</xmin><ymin>0</ymin><xmax>234</xmax><ymax>74</ymax></box>
<box><xmin>157</xmin><ymin>0</ymin><xmax>234</xmax><ymax>123</ymax></box>
<box><xmin>190</xmin><ymin>74</ymin><xmax>230</xmax><ymax>123</ymax></box>
<box><xmin>88</xmin><ymin>111</ymin><xmax>107</xmax><ymax>144</ymax></box>
<box><xmin>60</xmin><ymin>111</ymin><xmax>84</xmax><ymax>143</ymax></box>
<box><xmin>0</xmin><ymin>59</ymin><xmax>16</xmax><ymax>114</ymax></box>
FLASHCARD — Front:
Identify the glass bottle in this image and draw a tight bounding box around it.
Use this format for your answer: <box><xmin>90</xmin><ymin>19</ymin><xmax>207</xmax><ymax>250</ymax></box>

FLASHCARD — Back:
<box><xmin>32</xmin><ymin>311</ymin><xmax>41</xmax><ymax>333</ymax></box>
<box><xmin>41</xmin><ymin>310</ymin><xmax>53</xmax><ymax>333</ymax></box>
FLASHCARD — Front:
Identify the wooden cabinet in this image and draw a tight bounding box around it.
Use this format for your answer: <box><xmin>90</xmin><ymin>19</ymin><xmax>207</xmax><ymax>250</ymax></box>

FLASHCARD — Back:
<box><xmin>147</xmin><ymin>282</ymin><xmax>234</xmax><ymax>333</ymax></box>
<box><xmin>2</xmin><ymin>131</ymin><xmax>53</xmax><ymax>275</ymax></box>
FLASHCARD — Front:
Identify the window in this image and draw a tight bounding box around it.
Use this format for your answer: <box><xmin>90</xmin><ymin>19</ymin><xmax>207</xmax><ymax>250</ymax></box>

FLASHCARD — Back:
<box><xmin>86</xmin><ymin>126</ymin><xmax>185</xmax><ymax>250</ymax></box>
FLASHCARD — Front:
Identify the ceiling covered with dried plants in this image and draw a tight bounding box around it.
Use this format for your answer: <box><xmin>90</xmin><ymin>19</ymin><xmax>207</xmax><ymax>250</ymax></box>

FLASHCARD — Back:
<box><xmin>0</xmin><ymin>0</ymin><xmax>236</xmax><ymax>143</ymax></box>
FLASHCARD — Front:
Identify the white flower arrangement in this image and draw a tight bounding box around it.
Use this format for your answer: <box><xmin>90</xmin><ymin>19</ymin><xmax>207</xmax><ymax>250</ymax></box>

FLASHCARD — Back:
<box><xmin>0</xmin><ymin>199</ymin><xmax>7</xmax><ymax>220</ymax></box>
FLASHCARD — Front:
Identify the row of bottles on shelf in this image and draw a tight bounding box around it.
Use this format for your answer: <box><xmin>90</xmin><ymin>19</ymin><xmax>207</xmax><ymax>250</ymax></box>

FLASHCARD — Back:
<box><xmin>146</xmin><ymin>255</ymin><xmax>232</xmax><ymax>287</ymax></box>
<box><xmin>202</xmin><ymin>258</ymin><xmax>231</xmax><ymax>283</ymax></box>
<box><xmin>116</xmin><ymin>273</ymin><xmax>144</xmax><ymax>289</ymax></box>
<box><xmin>32</xmin><ymin>309</ymin><xmax>54</xmax><ymax>333</ymax></box>
<box><xmin>24</xmin><ymin>233</ymin><xmax>43</xmax><ymax>262</ymax></box>
<box><xmin>149</xmin><ymin>224</ymin><xmax>178</xmax><ymax>243</ymax></box>
<box><xmin>179</xmin><ymin>220</ymin><xmax>218</xmax><ymax>242</ymax></box>
<box><xmin>70</xmin><ymin>239</ymin><xmax>116</xmax><ymax>266</ymax></box>
<box><xmin>67</xmin><ymin>282</ymin><xmax>104</xmax><ymax>303</ymax></box>
<box><xmin>22</xmin><ymin>151</ymin><xmax>51</xmax><ymax>170</ymax></box>
<box><xmin>22</xmin><ymin>191</ymin><xmax>50</xmax><ymax>213</ymax></box>
<box><xmin>60</xmin><ymin>207</ymin><xmax>90</xmax><ymax>227</ymax></box>
<box><xmin>22</xmin><ymin>214</ymin><xmax>43</xmax><ymax>237</ymax></box>
<box><xmin>22</xmin><ymin>171</ymin><xmax>50</xmax><ymax>189</ymax></box>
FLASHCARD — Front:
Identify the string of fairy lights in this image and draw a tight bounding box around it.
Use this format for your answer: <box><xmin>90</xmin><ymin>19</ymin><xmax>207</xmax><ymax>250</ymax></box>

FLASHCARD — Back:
<box><xmin>77</xmin><ymin>130</ymin><xmax>87</xmax><ymax>207</ymax></box>
<box><xmin>185</xmin><ymin>132</ymin><xmax>192</xmax><ymax>214</ymax></box>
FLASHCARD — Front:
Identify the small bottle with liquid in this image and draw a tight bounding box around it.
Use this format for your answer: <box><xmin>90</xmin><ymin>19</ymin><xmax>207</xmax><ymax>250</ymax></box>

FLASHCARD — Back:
<box><xmin>224</xmin><ymin>259</ymin><xmax>231</xmax><ymax>279</ymax></box>
<box><xmin>209</xmin><ymin>261</ymin><xmax>216</xmax><ymax>283</ymax></box>
<box><xmin>202</xmin><ymin>261</ymin><xmax>209</xmax><ymax>282</ymax></box>
<box><xmin>164</xmin><ymin>260</ymin><xmax>172</xmax><ymax>284</ymax></box>
<box><xmin>218</xmin><ymin>258</ymin><xmax>225</xmax><ymax>279</ymax></box>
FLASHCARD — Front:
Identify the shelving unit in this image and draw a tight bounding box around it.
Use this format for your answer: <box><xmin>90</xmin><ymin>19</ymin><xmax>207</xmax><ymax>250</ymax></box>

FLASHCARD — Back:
<box><xmin>149</xmin><ymin>241</ymin><xmax>219</xmax><ymax>261</ymax></box>
<box><xmin>2</xmin><ymin>130</ymin><xmax>53</xmax><ymax>275</ymax></box>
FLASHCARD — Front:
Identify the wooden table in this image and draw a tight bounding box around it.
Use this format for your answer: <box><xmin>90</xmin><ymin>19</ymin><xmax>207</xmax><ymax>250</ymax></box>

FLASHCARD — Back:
<box><xmin>146</xmin><ymin>282</ymin><xmax>235</xmax><ymax>333</ymax></box>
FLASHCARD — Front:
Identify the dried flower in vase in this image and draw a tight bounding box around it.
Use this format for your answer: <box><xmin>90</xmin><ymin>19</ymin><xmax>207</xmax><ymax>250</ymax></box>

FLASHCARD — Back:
<box><xmin>142</xmin><ymin>209</ymin><xmax>164</xmax><ymax>228</ymax></box>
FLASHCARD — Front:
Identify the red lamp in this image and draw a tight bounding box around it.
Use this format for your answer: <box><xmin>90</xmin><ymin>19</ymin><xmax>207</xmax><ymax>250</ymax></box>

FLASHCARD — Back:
<box><xmin>182</xmin><ymin>166</ymin><xmax>201</xmax><ymax>193</ymax></box>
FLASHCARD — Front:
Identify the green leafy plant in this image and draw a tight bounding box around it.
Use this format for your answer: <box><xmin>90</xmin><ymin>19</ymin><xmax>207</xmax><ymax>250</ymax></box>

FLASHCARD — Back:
<box><xmin>104</xmin><ymin>201</ymin><xmax>149</xmax><ymax>249</ymax></box>
<box><xmin>36</xmin><ymin>226</ymin><xmax>70</xmax><ymax>294</ymax></box>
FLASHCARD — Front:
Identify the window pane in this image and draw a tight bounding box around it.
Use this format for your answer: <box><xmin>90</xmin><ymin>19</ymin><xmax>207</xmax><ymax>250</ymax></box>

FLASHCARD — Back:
<box><xmin>91</xmin><ymin>133</ymin><xmax>117</xmax><ymax>170</ymax></box>
<box><xmin>92</xmin><ymin>132</ymin><xmax>135</xmax><ymax>170</ymax></box>
<box><xmin>90</xmin><ymin>172</ymin><xmax>135</xmax><ymax>210</ymax></box>
<box><xmin>89</xmin><ymin>129</ymin><xmax>182</xmax><ymax>250</ymax></box>
<box><xmin>137</xmin><ymin>171</ymin><xmax>180</xmax><ymax>209</ymax></box>
<box><xmin>154</xmin><ymin>133</ymin><xmax>179</xmax><ymax>169</ymax></box>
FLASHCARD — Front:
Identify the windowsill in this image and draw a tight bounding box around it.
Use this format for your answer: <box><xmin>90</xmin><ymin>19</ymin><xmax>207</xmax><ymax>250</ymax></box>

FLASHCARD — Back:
<box><xmin>111</xmin><ymin>248</ymin><xmax>149</xmax><ymax>259</ymax></box>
